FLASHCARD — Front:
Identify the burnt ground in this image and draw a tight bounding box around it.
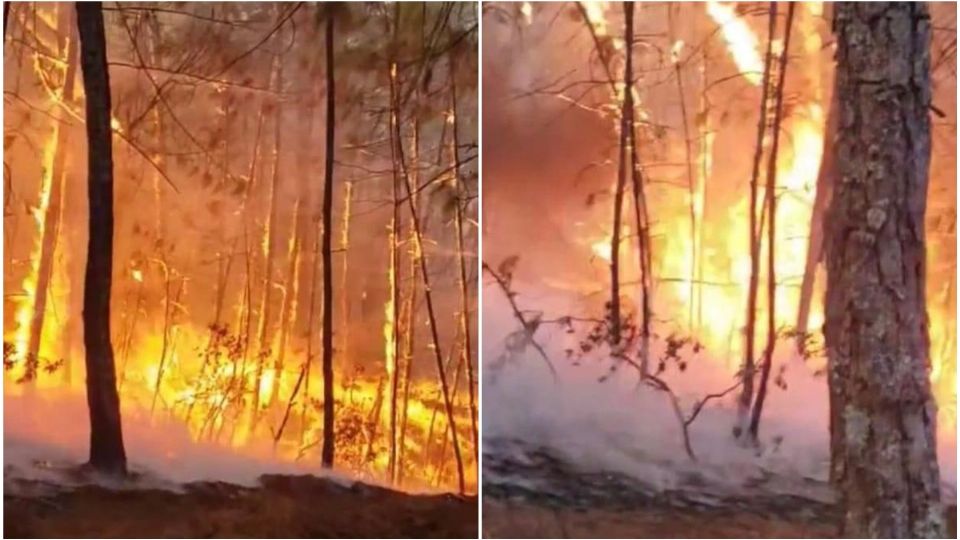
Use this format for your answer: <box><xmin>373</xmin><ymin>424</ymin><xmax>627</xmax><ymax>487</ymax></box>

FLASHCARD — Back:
<box><xmin>4</xmin><ymin>472</ymin><xmax>477</xmax><ymax>538</ymax></box>
<box><xmin>482</xmin><ymin>438</ymin><xmax>957</xmax><ymax>539</ymax></box>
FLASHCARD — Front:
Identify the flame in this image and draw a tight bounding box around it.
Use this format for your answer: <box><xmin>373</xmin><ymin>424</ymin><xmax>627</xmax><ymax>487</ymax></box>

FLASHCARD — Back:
<box><xmin>671</xmin><ymin>40</ymin><xmax>685</xmax><ymax>64</ymax></box>
<box><xmin>581</xmin><ymin>1</ymin><xmax>611</xmax><ymax>38</ymax></box>
<box><xmin>521</xmin><ymin>2</ymin><xmax>533</xmax><ymax>26</ymax></box>
<box><xmin>705</xmin><ymin>1</ymin><xmax>764</xmax><ymax>86</ymax></box>
<box><xmin>577</xmin><ymin>1</ymin><xmax>954</xmax><ymax>443</ymax></box>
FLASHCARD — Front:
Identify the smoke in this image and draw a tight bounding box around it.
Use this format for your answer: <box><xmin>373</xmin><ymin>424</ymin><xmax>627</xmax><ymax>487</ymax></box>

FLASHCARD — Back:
<box><xmin>483</xmin><ymin>279</ymin><xmax>957</xmax><ymax>497</ymax></box>
<box><xmin>3</xmin><ymin>390</ymin><xmax>353</xmax><ymax>489</ymax></box>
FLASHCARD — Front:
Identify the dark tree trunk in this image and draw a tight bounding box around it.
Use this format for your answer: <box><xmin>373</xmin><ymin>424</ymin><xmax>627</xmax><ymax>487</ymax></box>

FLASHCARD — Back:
<box><xmin>737</xmin><ymin>4</ymin><xmax>777</xmax><ymax>438</ymax></box>
<box><xmin>749</xmin><ymin>2</ymin><xmax>796</xmax><ymax>440</ymax></box>
<box><xmin>76</xmin><ymin>1</ymin><xmax>126</xmax><ymax>476</ymax></box>
<box><xmin>608</xmin><ymin>1</ymin><xmax>633</xmax><ymax>348</ymax></box>
<box><xmin>826</xmin><ymin>3</ymin><xmax>944</xmax><ymax>537</ymax></box>
<box><xmin>320</xmin><ymin>7</ymin><xmax>336</xmax><ymax>469</ymax></box>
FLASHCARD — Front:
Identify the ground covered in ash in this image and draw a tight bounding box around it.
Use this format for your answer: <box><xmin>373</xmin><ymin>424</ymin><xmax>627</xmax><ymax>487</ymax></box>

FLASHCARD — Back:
<box><xmin>482</xmin><ymin>438</ymin><xmax>956</xmax><ymax>538</ymax></box>
<box><xmin>4</xmin><ymin>470</ymin><xmax>477</xmax><ymax>538</ymax></box>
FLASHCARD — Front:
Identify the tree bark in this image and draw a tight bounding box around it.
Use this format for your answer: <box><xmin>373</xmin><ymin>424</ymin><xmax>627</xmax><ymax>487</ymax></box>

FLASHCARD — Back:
<box><xmin>320</xmin><ymin>7</ymin><xmax>336</xmax><ymax>469</ymax></box>
<box><xmin>826</xmin><ymin>3</ymin><xmax>944</xmax><ymax>537</ymax></box>
<box><xmin>76</xmin><ymin>0</ymin><xmax>126</xmax><ymax>476</ymax></box>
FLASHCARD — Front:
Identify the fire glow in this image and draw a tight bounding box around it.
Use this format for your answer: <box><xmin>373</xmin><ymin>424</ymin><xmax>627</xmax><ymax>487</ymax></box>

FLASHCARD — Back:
<box><xmin>4</xmin><ymin>2</ymin><xmax>478</xmax><ymax>494</ymax></box>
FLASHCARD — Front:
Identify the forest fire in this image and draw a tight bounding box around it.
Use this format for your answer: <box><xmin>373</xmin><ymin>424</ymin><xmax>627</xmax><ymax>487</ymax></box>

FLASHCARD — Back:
<box><xmin>4</xmin><ymin>6</ymin><xmax>478</xmax><ymax>533</ymax></box>
<box><xmin>483</xmin><ymin>1</ymin><xmax>955</xmax><ymax>537</ymax></box>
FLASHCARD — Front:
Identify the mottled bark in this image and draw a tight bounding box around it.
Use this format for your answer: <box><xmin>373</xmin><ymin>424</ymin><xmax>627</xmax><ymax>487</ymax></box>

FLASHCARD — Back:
<box><xmin>76</xmin><ymin>0</ymin><xmax>126</xmax><ymax>476</ymax></box>
<box><xmin>826</xmin><ymin>3</ymin><xmax>943</xmax><ymax>537</ymax></box>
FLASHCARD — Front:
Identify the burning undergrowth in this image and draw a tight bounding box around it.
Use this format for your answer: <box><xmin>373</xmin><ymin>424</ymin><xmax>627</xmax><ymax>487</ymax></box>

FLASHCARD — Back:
<box><xmin>4</xmin><ymin>0</ymin><xmax>479</xmax><ymax>505</ymax></box>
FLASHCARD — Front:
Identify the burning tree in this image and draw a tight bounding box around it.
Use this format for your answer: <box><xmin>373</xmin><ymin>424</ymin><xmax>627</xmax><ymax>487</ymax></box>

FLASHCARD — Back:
<box><xmin>482</xmin><ymin>3</ymin><xmax>955</xmax><ymax>525</ymax></box>
<box><xmin>4</xmin><ymin>2</ymin><xmax>478</xmax><ymax>494</ymax></box>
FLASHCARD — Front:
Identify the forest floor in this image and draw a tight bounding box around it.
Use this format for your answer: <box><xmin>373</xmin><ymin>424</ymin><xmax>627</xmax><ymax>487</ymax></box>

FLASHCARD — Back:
<box><xmin>4</xmin><ymin>471</ymin><xmax>477</xmax><ymax>538</ymax></box>
<box><xmin>482</xmin><ymin>438</ymin><xmax>957</xmax><ymax>538</ymax></box>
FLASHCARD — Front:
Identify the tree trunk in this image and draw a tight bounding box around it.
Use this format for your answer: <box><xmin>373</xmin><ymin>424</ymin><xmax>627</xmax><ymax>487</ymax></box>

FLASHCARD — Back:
<box><xmin>796</xmin><ymin>93</ymin><xmax>838</xmax><ymax>342</ymax></box>
<box><xmin>26</xmin><ymin>4</ymin><xmax>78</xmax><ymax>381</ymax></box>
<box><xmin>76</xmin><ymin>0</ymin><xmax>126</xmax><ymax>476</ymax></box>
<box><xmin>320</xmin><ymin>8</ymin><xmax>336</xmax><ymax>469</ymax></box>
<box><xmin>253</xmin><ymin>53</ymin><xmax>285</xmax><ymax>420</ymax></box>
<box><xmin>749</xmin><ymin>3</ymin><xmax>795</xmax><ymax>440</ymax></box>
<box><xmin>388</xmin><ymin>53</ymin><xmax>465</xmax><ymax>494</ymax></box>
<box><xmin>826</xmin><ymin>3</ymin><xmax>943</xmax><ymax>537</ymax></box>
<box><xmin>608</xmin><ymin>1</ymin><xmax>632</xmax><ymax>348</ymax></box>
<box><xmin>736</xmin><ymin>4</ymin><xmax>777</xmax><ymax>439</ymax></box>
<box><xmin>450</xmin><ymin>53</ymin><xmax>477</xmax><ymax>459</ymax></box>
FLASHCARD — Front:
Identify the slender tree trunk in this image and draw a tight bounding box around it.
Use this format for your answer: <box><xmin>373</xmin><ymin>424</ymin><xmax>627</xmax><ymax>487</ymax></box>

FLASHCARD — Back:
<box><xmin>737</xmin><ymin>4</ymin><xmax>777</xmax><ymax>439</ymax></box>
<box><xmin>338</xmin><ymin>180</ymin><xmax>352</xmax><ymax>363</ymax></box>
<box><xmin>749</xmin><ymin>3</ymin><xmax>795</xmax><ymax>440</ymax></box>
<box><xmin>797</xmin><ymin>93</ymin><xmax>838</xmax><ymax>342</ymax></box>
<box><xmin>826</xmin><ymin>4</ymin><xmax>943</xmax><ymax>537</ymax></box>
<box><xmin>76</xmin><ymin>0</ymin><xmax>126</xmax><ymax>476</ymax></box>
<box><xmin>608</xmin><ymin>1</ymin><xmax>634</xmax><ymax>348</ymax></box>
<box><xmin>26</xmin><ymin>4</ymin><xmax>78</xmax><ymax>381</ymax></box>
<box><xmin>253</xmin><ymin>53</ymin><xmax>285</xmax><ymax>421</ymax></box>
<box><xmin>320</xmin><ymin>8</ymin><xmax>336</xmax><ymax>468</ymax></box>
<box><xmin>449</xmin><ymin>55</ymin><xmax>477</xmax><ymax>458</ymax></box>
<box><xmin>389</xmin><ymin>55</ymin><xmax>465</xmax><ymax>494</ymax></box>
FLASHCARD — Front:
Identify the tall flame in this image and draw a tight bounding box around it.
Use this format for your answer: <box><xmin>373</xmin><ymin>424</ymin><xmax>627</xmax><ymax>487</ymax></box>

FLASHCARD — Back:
<box><xmin>706</xmin><ymin>1</ymin><xmax>764</xmax><ymax>86</ymax></box>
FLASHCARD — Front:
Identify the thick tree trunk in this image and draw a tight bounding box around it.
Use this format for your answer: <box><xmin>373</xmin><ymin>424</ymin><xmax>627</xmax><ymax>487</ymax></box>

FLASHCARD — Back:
<box><xmin>320</xmin><ymin>8</ymin><xmax>336</xmax><ymax>469</ymax></box>
<box><xmin>76</xmin><ymin>1</ymin><xmax>126</xmax><ymax>476</ymax></box>
<box><xmin>826</xmin><ymin>4</ymin><xmax>944</xmax><ymax>537</ymax></box>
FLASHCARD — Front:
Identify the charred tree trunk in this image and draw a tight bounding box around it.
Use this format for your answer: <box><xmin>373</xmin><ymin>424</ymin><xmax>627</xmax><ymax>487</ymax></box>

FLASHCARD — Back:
<box><xmin>826</xmin><ymin>3</ymin><xmax>944</xmax><ymax>537</ymax></box>
<box><xmin>76</xmin><ymin>0</ymin><xmax>126</xmax><ymax>476</ymax></box>
<box><xmin>749</xmin><ymin>3</ymin><xmax>795</xmax><ymax>440</ymax></box>
<box><xmin>320</xmin><ymin>8</ymin><xmax>336</xmax><ymax>469</ymax></box>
